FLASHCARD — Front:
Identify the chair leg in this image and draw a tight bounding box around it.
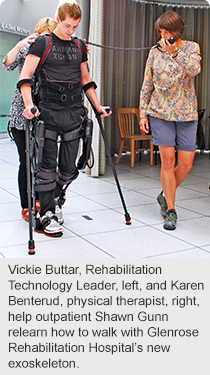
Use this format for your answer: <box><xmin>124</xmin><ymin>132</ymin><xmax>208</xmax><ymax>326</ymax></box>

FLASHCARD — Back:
<box><xmin>154</xmin><ymin>145</ymin><xmax>158</xmax><ymax>165</ymax></box>
<box><xmin>150</xmin><ymin>141</ymin><xmax>153</xmax><ymax>166</ymax></box>
<box><xmin>116</xmin><ymin>139</ymin><xmax>125</xmax><ymax>165</ymax></box>
<box><xmin>131</xmin><ymin>139</ymin><xmax>135</xmax><ymax>168</ymax></box>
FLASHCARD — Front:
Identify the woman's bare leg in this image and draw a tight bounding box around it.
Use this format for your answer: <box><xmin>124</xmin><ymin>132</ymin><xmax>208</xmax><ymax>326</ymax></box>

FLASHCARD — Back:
<box><xmin>159</xmin><ymin>147</ymin><xmax>195</xmax><ymax>208</ymax></box>
<box><xmin>174</xmin><ymin>149</ymin><xmax>195</xmax><ymax>187</ymax></box>
<box><xmin>159</xmin><ymin>146</ymin><xmax>176</xmax><ymax>210</ymax></box>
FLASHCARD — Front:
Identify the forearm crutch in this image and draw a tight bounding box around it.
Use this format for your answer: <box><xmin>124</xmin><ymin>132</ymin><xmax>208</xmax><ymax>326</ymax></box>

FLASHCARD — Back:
<box><xmin>25</xmin><ymin>107</ymin><xmax>37</xmax><ymax>255</ymax></box>
<box><xmin>87</xmin><ymin>98</ymin><xmax>131</xmax><ymax>225</ymax></box>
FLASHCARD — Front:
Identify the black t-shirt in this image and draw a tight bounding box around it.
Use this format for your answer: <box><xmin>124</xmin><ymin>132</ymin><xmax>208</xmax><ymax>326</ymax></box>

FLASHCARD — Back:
<box><xmin>29</xmin><ymin>32</ymin><xmax>87</xmax><ymax>82</ymax></box>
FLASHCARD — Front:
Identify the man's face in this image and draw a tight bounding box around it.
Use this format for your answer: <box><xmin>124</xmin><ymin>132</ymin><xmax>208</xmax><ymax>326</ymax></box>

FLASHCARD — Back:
<box><xmin>57</xmin><ymin>15</ymin><xmax>80</xmax><ymax>40</ymax></box>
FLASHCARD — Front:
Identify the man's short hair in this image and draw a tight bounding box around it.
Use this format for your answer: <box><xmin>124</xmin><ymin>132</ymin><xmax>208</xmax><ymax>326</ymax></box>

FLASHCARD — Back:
<box><xmin>58</xmin><ymin>2</ymin><xmax>82</xmax><ymax>21</ymax></box>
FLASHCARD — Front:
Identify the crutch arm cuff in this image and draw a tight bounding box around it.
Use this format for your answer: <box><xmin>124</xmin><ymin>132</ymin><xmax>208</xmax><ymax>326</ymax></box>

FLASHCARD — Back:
<box><xmin>17</xmin><ymin>79</ymin><xmax>33</xmax><ymax>92</ymax></box>
<box><xmin>82</xmin><ymin>81</ymin><xmax>97</xmax><ymax>92</ymax></box>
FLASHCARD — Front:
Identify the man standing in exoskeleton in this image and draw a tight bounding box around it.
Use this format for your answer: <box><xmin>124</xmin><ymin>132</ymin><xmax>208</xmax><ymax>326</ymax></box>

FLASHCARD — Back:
<box><xmin>18</xmin><ymin>2</ymin><xmax>111</xmax><ymax>237</ymax></box>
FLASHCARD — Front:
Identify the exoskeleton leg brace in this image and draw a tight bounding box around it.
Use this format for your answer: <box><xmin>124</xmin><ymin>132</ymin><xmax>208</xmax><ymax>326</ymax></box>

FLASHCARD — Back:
<box><xmin>34</xmin><ymin>125</ymin><xmax>83</xmax><ymax>193</ymax></box>
<box><xmin>77</xmin><ymin>106</ymin><xmax>94</xmax><ymax>170</ymax></box>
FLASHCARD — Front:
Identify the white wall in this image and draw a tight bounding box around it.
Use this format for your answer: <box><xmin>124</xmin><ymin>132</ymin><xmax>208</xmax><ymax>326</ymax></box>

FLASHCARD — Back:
<box><xmin>0</xmin><ymin>0</ymin><xmax>90</xmax><ymax>39</ymax></box>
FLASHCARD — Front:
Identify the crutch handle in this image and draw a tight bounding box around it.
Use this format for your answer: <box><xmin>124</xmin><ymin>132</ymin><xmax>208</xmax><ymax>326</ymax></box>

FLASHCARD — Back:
<box><xmin>31</xmin><ymin>106</ymin><xmax>38</xmax><ymax>114</ymax></box>
<box><xmin>97</xmin><ymin>107</ymin><xmax>111</xmax><ymax>116</ymax></box>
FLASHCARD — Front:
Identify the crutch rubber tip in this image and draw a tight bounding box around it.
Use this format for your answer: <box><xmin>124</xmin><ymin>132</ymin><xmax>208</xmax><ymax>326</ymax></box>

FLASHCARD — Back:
<box><xmin>125</xmin><ymin>213</ymin><xmax>131</xmax><ymax>225</ymax></box>
<box><xmin>28</xmin><ymin>249</ymin><xmax>35</xmax><ymax>255</ymax></box>
<box><xmin>28</xmin><ymin>240</ymin><xmax>35</xmax><ymax>255</ymax></box>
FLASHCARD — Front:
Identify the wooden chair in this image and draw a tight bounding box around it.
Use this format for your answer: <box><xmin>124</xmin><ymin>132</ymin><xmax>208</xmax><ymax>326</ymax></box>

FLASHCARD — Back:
<box><xmin>116</xmin><ymin>108</ymin><xmax>153</xmax><ymax>168</ymax></box>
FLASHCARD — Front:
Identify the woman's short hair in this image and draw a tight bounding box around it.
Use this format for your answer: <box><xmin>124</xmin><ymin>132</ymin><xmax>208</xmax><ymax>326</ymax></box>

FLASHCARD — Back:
<box><xmin>155</xmin><ymin>11</ymin><xmax>185</xmax><ymax>40</ymax></box>
<box><xmin>58</xmin><ymin>2</ymin><xmax>82</xmax><ymax>22</ymax></box>
<box><xmin>35</xmin><ymin>17</ymin><xmax>57</xmax><ymax>35</ymax></box>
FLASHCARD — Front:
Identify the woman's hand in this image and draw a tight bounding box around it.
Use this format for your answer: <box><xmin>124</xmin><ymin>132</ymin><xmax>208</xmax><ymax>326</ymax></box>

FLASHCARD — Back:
<box><xmin>140</xmin><ymin>117</ymin><xmax>150</xmax><ymax>134</ymax></box>
<box><xmin>158</xmin><ymin>38</ymin><xmax>178</xmax><ymax>54</ymax></box>
<box><xmin>4</xmin><ymin>33</ymin><xmax>38</xmax><ymax>67</ymax></box>
<box><xmin>83</xmin><ymin>39</ymin><xmax>90</xmax><ymax>54</ymax></box>
<box><xmin>18</xmin><ymin>33</ymin><xmax>38</xmax><ymax>49</ymax></box>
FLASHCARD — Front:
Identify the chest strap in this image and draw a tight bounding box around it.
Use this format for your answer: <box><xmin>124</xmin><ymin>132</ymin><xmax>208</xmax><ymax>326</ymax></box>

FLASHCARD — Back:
<box><xmin>40</xmin><ymin>79</ymin><xmax>81</xmax><ymax>92</ymax></box>
<box><xmin>39</xmin><ymin>81</ymin><xmax>82</xmax><ymax>103</ymax></box>
<box><xmin>37</xmin><ymin>70</ymin><xmax>82</xmax><ymax>104</ymax></box>
<box><xmin>39</xmin><ymin>91</ymin><xmax>82</xmax><ymax>103</ymax></box>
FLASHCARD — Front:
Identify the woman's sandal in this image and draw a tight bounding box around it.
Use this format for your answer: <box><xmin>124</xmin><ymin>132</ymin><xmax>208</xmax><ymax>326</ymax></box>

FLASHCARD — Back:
<box><xmin>35</xmin><ymin>200</ymin><xmax>40</xmax><ymax>212</ymax></box>
<box><xmin>22</xmin><ymin>201</ymin><xmax>40</xmax><ymax>222</ymax></box>
<box><xmin>22</xmin><ymin>208</ymin><xmax>29</xmax><ymax>222</ymax></box>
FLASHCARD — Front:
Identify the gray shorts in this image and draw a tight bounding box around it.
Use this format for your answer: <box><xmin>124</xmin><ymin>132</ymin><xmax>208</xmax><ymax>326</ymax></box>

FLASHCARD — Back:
<box><xmin>149</xmin><ymin>116</ymin><xmax>198</xmax><ymax>151</ymax></box>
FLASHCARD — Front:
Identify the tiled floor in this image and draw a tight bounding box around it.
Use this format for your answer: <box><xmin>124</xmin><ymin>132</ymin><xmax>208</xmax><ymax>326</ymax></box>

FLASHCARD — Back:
<box><xmin>0</xmin><ymin>134</ymin><xmax>210</xmax><ymax>258</ymax></box>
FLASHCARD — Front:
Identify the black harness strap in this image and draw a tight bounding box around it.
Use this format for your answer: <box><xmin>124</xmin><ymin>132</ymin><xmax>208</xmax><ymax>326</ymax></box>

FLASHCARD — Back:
<box><xmin>38</xmin><ymin>34</ymin><xmax>52</xmax><ymax>68</ymax></box>
<box><xmin>35</xmin><ymin>169</ymin><xmax>57</xmax><ymax>192</ymax></box>
<box><xmin>36</xmin><ymin>170</ymin><xmax>57</xmax><ymax>180</ymax></box>
<box><xmin>82</xmin><ymin>81</ymin><xmax>97</xmax><ymax>92</ymax></box>
<box><xmin>44</xmin><ymin>126</ymin><xmax>84</xmax><ymax>142</ymax></box>
<box><xmin>73</xmin><ymin>37</ymin><xmax>82</xmax><ymax>55</ymax></box>
<box><xmin>57</xmin><ymin>169</ymin><xmax>79</xmax><ymax>186</ymax></box>
<box><xmin>34</xmin><ymin>35</ymin><xmax>84</xmax><ymax>105</ymax></box>
<box><xmin>35</xmin><ymin>182</ymin><xmax>56</xmax><ymax>192</ymax></box>
<box><xmin>38</xmin><ymin>70</ymin><xmax>82</xmax><ymax>104</ymax></box>
<box><xmin>39</xmin><ymin>79</ymin><xmax>81</xmax><ymax>92</ymax></box>
<box><xmin>39</xmin><ymin>91</ymin><xmax>82</xmax><ymax>103</ymax></box>
<box><xmin>45</xmin><ymin>129</ymin><xmax>58</xmax><ymax>141</ymax></box>
<box><xmin>62</xmin><ymin>126</ymin><xmax>84</xmax><ymax>142</ymax></box>
<box><xmin>17</xmin><ymin>79</ymin><xmax>33</xmax><ymax>91</ymax></box>
<box><xmin>40</xmin><ymin>80</ymin><xmax>65</xmax><ymax>92</ymax></box>
<box><xmin>38</xmin><ymin>34</ymin><xmax>83</xmax><ymax>70</ymax></box>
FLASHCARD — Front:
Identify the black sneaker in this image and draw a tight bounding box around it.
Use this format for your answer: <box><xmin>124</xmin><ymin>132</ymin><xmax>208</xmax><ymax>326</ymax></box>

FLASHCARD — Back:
<box><xmin>163</xmin><ymin>209</ymin><xmax>177</xmax><ymax>230</ymax></box>
<box><xmin>41</xmin><ymin>211</ymin><xmax>63</xmax><ymax>237</ymax></box>
<box><xmin>157</xmin><ymin>191</ymin><xmax>168</xmax><ymax>218</ymax></box>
